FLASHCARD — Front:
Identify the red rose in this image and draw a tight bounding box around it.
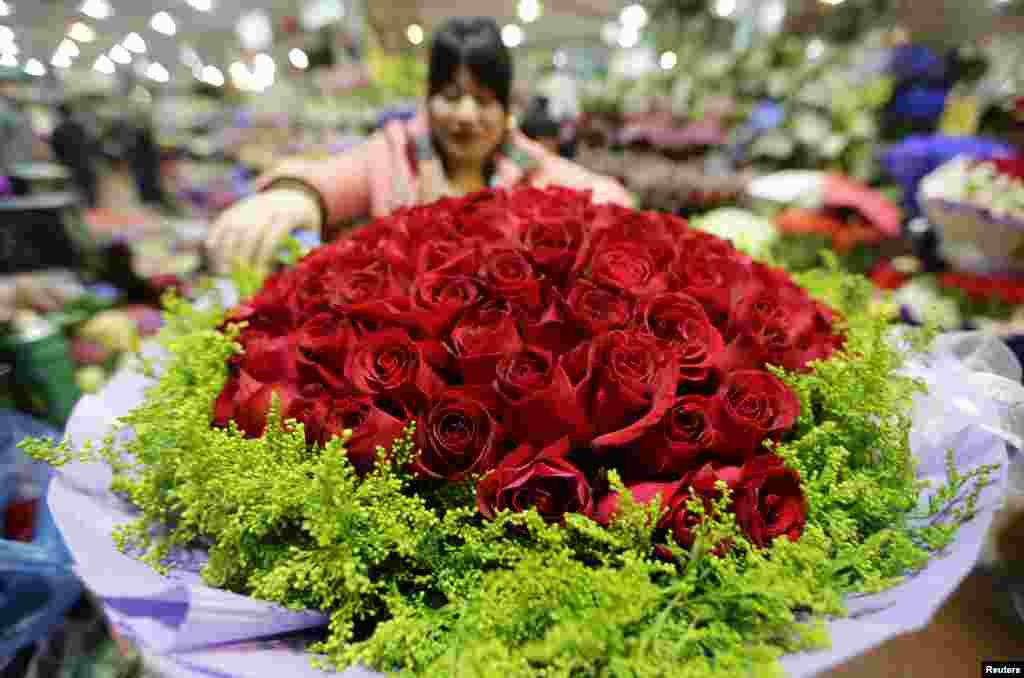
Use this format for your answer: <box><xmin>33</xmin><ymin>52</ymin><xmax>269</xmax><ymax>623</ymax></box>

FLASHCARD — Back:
<box><xmin>566</xmin><ymin>280</ymin><xmax>634</xmax><ymax>338</ymax></box>
<box><xmin>574</xmin><ymin>330</ymin><xmax>679</xmax><ymax>447</ymax></box>
<box><xmin>583</xmin><ymin>207</ymin><xmax>679</xmax><ymax>274</ymax></box>
<box><xmin>640</xmin><ymin>292</ymin><xmax>724</xmax><ymax>384</ymax></box>
<box><xmin>234</xmin><ymin>332</ymin><xmax>299</xmax><ymax>384</ymax></box>
<box><xmin>733</xmin><ymin>454</ymin><xmax>806</xmax><ymax>547</ymax></box>
<box><xmin>715</xmin><ymin>370</ymin><xmax>800</xmax><ymax>459</ymax></box>
<box><xmin>344</xmin><ymin>328</ymin><xmax>443</xmax><ymax>411</ymax></box>
<box><xmin>494</xmin><ymin>348</ymin><xmax>587</xmax><ymax>448</ymax></box>
<box><xmin>411</xmin><ymin>273</ymin><xmax>489</xmax><ymax>337</ymax></box>
<box><xmin>521</xmin><ymin>214</ymin><xmax>583</xmax><ymax>282</ymax></box>
<box><xmin>476</xmin><ymin>437</ymin><xmax>593</xmax><ymax>523</ymax></box>
<box><xmin>326</xmin><ymin>261</ymin><xmax>408</xmax><ymax>307</ymax></box>
<box><xmin>662</xmin><ymin>463</ymin><xmax>742</xmax><ymax>549</ymax></box>
<box><xmin>414</xmin><ymin>387</ymin><xmax>504</xmax><ymax>481</ymax></box>
<box><xmin>482</xmin><ymin>248</ymin><xmax>544</xmax><ymax>312</ymax></box>
<box><xmin>415</xmin><ymin>238</ymin><xmax>469</xmax><ymax>275</ymax></box>
<box><xmin>673</xmin><ymin>231</ymin><xmax>750</xmax><ymax>327</ymax></box>
<box><xmin>451</xmin><ymin>304</ymin><xmax>524</xmax><ymax>384</ymax></box>
<box><xmin>619</xmin><ymin>395</ymin><xmax>721</xmax><ymax>478</ymax></box>
<box><xmin>294</xmin><ymin>313</ymin><xmax>356</xmax><ymax>392</ymax></box>
<box><xmin>595</xmin><ymin>463</ymin><xmax>741</xmax><ymax>550</ymax></box>
<box><xmin>213</xmin><ymin>371</ymin><xmax>299</xmax><ymax>438</ymax></box>
<box><xmin>286</xmin><ymin>394</ymin><xmax>406</xmax><ymax>474</ymax></box>
<box><xmin>522</xmin><ymin>289</ymin><xmax>580</xmax><ymax>358</ymax></box>
<box><xmin>590</xmin><ymin>241</ymin><xmax>669</xmax><ymax>299</ymax></box>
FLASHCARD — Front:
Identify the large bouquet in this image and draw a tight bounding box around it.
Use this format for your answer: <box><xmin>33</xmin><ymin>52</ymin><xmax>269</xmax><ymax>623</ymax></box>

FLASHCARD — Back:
<box><xmin>28</xmin><ymin>187</ymin><xmax>1015</xmax><ymax>677</ymax></box>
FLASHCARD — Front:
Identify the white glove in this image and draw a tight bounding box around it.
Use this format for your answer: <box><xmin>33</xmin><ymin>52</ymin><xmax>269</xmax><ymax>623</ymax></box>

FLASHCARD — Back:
<box><xmin>204</xmin><ymin>188</ymin><xmax>322</xmax><ymax>276</ymax></box>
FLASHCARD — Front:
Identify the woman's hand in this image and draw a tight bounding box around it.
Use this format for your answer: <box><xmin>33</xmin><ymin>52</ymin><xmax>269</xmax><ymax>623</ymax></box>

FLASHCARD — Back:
<box><xmin>204</xmin><ymin>188</ymin><xmax>322</xmax><ymax>275</ymax></box>
<box><xmin>0</xmin><ymin>273</ymin><xmax>81</xmax><ymax>323</ymax></box>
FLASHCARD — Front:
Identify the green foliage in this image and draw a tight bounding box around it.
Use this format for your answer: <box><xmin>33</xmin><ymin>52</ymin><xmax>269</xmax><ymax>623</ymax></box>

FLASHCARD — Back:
<box><xmin>21</xmin><ymin>265</ymin><xmax>999</xmax><ymax>677</ymax></box>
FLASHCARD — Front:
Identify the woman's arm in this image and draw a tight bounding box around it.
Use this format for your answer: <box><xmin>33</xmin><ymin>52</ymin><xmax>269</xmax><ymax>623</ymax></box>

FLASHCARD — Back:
<box><xmin>254</xmin><ymin>137</ymin><xmax>377</xmax><ymax>242</ymax></box>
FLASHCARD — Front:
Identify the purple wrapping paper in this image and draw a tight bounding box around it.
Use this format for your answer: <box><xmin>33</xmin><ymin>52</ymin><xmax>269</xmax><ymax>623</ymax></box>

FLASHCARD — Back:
<box><xmin>49</xmin><ymin>330</ymin><xmax>1024</xmax><ymax>678</ymax></box>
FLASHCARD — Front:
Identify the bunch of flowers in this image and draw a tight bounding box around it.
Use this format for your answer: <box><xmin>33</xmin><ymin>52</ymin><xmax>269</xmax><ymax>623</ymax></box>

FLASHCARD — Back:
<box><xmin>921</xmin><ymin>155</ymin><xmax>1024</xmax><ymax>221</ymax></box>
<box><xmin>213</xmin><ymin>187</ymin><xmax>844</xmax><ymax>547</ymax></box>
<box><xmin>27</xmin><ymin>187</ymin><xmax>998</xmax><ymax>677</ymax></box>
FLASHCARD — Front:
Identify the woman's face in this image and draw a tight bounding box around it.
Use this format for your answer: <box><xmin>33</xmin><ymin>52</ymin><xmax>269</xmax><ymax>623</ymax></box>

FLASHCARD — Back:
<box><xmin>429</xmin><ymin>65</ymin><xmax>508</xmax><ymax>167</ymax></box>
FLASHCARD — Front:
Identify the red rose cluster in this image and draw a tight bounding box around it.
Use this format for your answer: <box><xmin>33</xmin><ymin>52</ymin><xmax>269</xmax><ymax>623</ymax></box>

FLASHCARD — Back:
<box><xmin>214</xmin><ymin>187</ymin><xmax>844</xmax><ymax>550</ymax></box>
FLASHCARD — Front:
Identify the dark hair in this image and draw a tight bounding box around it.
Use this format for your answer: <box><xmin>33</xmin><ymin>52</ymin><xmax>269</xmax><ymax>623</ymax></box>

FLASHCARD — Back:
<box><xmin>520</xmin><ymin>97</ymin><xmax>559</xmax><ymax>140</ymax></box>
<box><xmin>428</xmin><ymin>17</ymin><xmax>512</xmax><ymax>110</ymax></box>
<box><xmin>57</xmin><ymin>103</ymin><xmax>72</xmax><ymax>118</ymax></box>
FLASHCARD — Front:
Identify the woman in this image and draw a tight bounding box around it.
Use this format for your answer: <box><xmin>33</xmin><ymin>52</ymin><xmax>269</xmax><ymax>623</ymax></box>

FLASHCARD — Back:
<box><xmin>205</xmin><ymin>18</ymin><xmax>630</xmax><ymax>274</ymax></box>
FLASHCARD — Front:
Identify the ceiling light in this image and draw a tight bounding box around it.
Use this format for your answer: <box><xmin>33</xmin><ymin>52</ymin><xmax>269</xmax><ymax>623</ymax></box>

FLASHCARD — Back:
<box><xmin>501</xmin><ymin>24</ymin><xmax>523</xmax><ymax>48</ymax></box>
<box><xmin>288</xmin><ymin>47</ymin><xmax>309</xmax><ymax>69</ymax></box>
<box><xmin>58</xmin><ymin>39</ymin><xmax>80</xmax><ymax>58</ymax></box>
<box><xmin>237</xmin><ymin>10</ymin><xmax>272</xmax><ymax>51</ymax></box>
<box><xmin>253</xmin><ymin>52</ymin><xmax>275</xmax><ymax>75</ymax></box>
<box><xmin>620</xmin><ymin>4</ymin><xmax>648</xmax><ymax>29</ymax></box>
<box><xmin>93</xmin><ymin>54</ymin><xmax>115</xmax><ymax>74</ymax></box>
<box><xmin>406</xmin><ymin>24</ymin><xmax>424</xmax><ymax>45</ymax></box>
<box><xmin>180</xmin><ymin>45</ymin><xmax>200</xmax><ymax>68</ymax></box>
<box><xmin>1</xmin><ymin>43</ymin><xmax>16</xmax><ymax>56</ymax></box>
<box><xmin>713</xmin><ymin>0</ymin><xmax>737</xmax><ymax>17</ymax></box>
<box><xmin>518</xmin><ymin>0</ymin><xmax>541</xmax><ymax>23</ymax></box>
<box><xmin>660</xmin><ymin>51</ymin><xmax>677</xmax><ymax>69</ymax></box>
<box><xmin>24</xmin><ymin>58</ymin><xmax>45</xmax><ymax>76</ymax></box>
<box><xmin>819</xmin><ymin>0</ymin><xmax>845</xmax><ymax>4</ymax></box>
<box><xmin>0</xmin><ymin>52</ymin><xmax>16</xmax><ymax>68</ymax></box>
<box><xmin>0</xmin><ymin>2</ymin><xmax>11</xmax><ymax>18</ymax></box>
<box><xmin>806</xmin><ymin>38</ymin><xmax>825</xmax><ymax>60</ymax></box>
<box><xmin>186</xmin><ymin>0</ymin><xmax>214</xmax><ymax>10</ymax></box>
<box><xmin>201</xmin><ymin>64</ymin><xmax>224</xmax><ymax>86</ymax></box>
<box><xmin>79</xmin><ymin>0</ymin><xmax>111</xmax><ymax>20</ymax></box>
<box><xmin>0</xmin><ymin>26</ymin><xmax>10</xmax><ymax>46</ymax></box>
<box><xmin>150</xmin><ymin>11</ymin><xmax>177</xmax><ymax>36</ymax></box>
<box><xmin>51</xmin><ymin>52</ymin><xmax>73</xmax><ymax>69</ymax></box>
<box><xmin>123</xmin><ymin>32</ymin><xmax>146</xmax><ymax>53</ymax></box>
<box><xmin>146</xmin><ymin>61</ymin><xmax>170</xmax><ymax>83</ymax></box>
<box><xmin>617</xmin><ymin>26</ymin><xmax>639</xmax><ymax>48</ymax></box>
<box><xmin>110</xmin><ymin>44</ymin><xmax>131</xmax><ymax>64</ymax></box>
<box><xmin>68</xmin><ymin>22</ymin><xmax>95</xmax><ymax>43</ymax></box>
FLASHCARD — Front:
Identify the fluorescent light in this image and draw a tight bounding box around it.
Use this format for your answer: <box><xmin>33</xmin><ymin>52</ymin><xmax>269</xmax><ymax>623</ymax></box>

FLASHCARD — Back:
<box><xmin>820</xmin><ymin>0</ymin><xmax>845</xmax><ymax>4</ymax></box>
<box><xmin>58</xmin><ymin>39</ymin><xmax>80</xmax><ymax>58</ymax></box>
<box><xmin>146</xmin><ymin>61</ymin><xmax>170</xmax><ymax>83</ymax></box>
<box><xmin>79</xmin><ymin>0</ymin><xmax>111</xmax><ymax>20</ymax></box>
<box><xmin>51</xmin><ymin>52</ymin><xmax>73</xmax><ymax>69</ymax></box>
<box><xmin>518</xmin><ymin>0</ymin><xmax>541</xmax><ymax>23</ymax></box>
<box><xmin>94</xmin><ymin>54</ymin><xmax>115</xmax><ymax>74</ymax></box>
<box><xmin>0</xmin><ymin>26</ymin><xmax>12</xmax><ymax>44</ymax></box>
<box><xmin>0</xmin><ymin>2</ymin><xmax>11</xmax><ymax>18</ymax></box>
<box><xmin>288</xmin><ymin>47</ymin><xmax>309</xmax><ymax>69</ymax></box>
<box><xmin>501</xmin><ymin>24</ymin><xmax>523</xmax><ymax>48</ymax></box>
<box><xmin>68</xmin><ymin>22</ymin><xmax>95</xmax><ymax>43</ymax></box>
<box><xmin>660</xmin><ymin>51</ymin><xmax>677</xmax><ymax>69</ymax></box>
<box><xmin>110</xmin><ymin>44</ymin><xmax>131</xmax><ymax>64</ymax></box>
<box><xmin>201</xmin><ymin>64</ymin><xmax>224</xmax><ymax>86</ymax></box>
<box><xmin>620</xmin><ymin>4</ymin><xmax>648</xmax><ymax>29</ymax></box>
<box><xmin>713</xmin><ymin>0</ymin><xmax>737</xmax><ymax>17</ymax></box>
<box><xmin>406</xmin><ymin>24</ymin><xmax>424</xmax><ymax>45</ymax></box>
<box><xmin>123</xmin><ymin>32</ymin><xmax>146</xmax><ymax>54</ymax></box>
<box><xmin>24</xmin><ymin>58</ymin><xmax>45</xmax><ymax>76</ymax></box>
<box><xmin>186</xmin><ymin>0</ymin><xmax>214</xmax><ymax>10</ymax></box>
<box><xmin>0</xmin><ymin>43</ymin><xmax>16</xmax><ymax>56</ymax></box>
<box><xmin>150</xmin><ymin>11</ymin><xmax>177</xmax><ymax>36</ymax></box>
<box><xmin>0</xmin><ymin>52</ymin><xmax>16</xmax><ymax>68</ymax></box>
